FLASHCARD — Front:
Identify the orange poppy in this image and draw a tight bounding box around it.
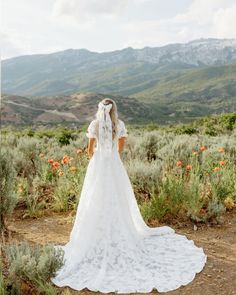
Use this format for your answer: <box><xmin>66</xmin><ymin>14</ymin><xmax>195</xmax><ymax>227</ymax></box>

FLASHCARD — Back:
<box><xmin>213</xmin><ymin>167</ymin><xmax>220</xmax><ymax>171</ymax></box>
<box><xmin>61</xmin><ymin>155</ymin><xmax>73</xmax><ymax>164</ymax></box>
<box><xmin>176</xmin><ymin>161</ymin><xmax>183</xmax><ymax>166</ymax></box>
<box><xmin>200</xmin><ymin>146</ymin><xmax>207</xmax><ymax>151</ymax></box>
<box><xmin>186</xmin><ymin>165</ymin><xmax>192</xmax><ymax>170</ymax></box>
<box><xmin>58</xmin><ymin>169</ymin><xmax>63</xmax><ymax>176</ymax></box>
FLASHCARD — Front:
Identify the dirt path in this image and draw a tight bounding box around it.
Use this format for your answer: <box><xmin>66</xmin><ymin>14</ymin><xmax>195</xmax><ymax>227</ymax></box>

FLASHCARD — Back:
<box><xmin>7</xmin><ymin>209</ymin><xmax>236</xmax><ymax>295</ymax></box>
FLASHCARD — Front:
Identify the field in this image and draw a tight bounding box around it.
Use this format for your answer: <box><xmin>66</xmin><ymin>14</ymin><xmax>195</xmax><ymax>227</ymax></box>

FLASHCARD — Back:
<box><xmin>1</xmin><ymin>113</ymin><xmax>236</xmax><ymax>294</ymax></box>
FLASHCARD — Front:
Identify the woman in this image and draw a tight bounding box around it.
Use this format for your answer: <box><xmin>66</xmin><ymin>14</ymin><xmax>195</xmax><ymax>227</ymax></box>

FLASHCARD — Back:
<box><xmin>51</xmin><ymin>98</ymin><xmax>207</xmax><ymax>293</ymax></box>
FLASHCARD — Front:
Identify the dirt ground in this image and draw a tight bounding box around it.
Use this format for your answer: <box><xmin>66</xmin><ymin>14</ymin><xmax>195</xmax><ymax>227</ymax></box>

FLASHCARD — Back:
<box><xmin>6</xmin><ymin>209</ymin><xmax>236</xmax><ymax>295</ymax></box>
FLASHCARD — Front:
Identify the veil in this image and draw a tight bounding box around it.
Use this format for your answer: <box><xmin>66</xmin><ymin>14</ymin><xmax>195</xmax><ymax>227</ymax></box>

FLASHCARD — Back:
<box><xmin>96</xmin><ymin>102</ymin><xmax>113</xmax><ymax>157</ymax></box>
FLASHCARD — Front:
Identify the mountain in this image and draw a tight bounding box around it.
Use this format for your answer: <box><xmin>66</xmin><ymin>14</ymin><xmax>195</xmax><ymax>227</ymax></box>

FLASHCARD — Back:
<box><xmin>2</xmin><ymin>38</ymin><xmax>236</xmax><ymax>97</ymax></box>
<box><xmin>135</xmin><ymin>62</ymin><xmax>236</xmax><ymax>118</ymax></box>
<box><xmin>1</xmin><ymin>93</ymin><xmax>153</xmax><ymax>126</ymax></box>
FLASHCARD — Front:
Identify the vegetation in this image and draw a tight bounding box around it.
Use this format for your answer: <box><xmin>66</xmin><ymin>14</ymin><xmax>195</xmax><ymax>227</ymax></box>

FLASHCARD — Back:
<box><xmin>0</xmin><ymin>150</ymin><xmax>18</xmax><ymax>235</ymax></box>
<box><xmin>0</xmin><ymin>112</ymin><xmax>235</xmax><ymax>293</ymax></box>
<box><xmin>2</xmin><ymin>241</ymin><xmax>64</xmax><ymax>294</ymax></box>
<box><xmin>0</xmin><ymin>112</ymin><xmax>235</xmax><ymax>224</ymax></box>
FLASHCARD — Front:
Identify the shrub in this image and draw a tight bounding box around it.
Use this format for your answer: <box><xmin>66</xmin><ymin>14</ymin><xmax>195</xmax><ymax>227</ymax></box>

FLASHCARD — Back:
<box><xmin>141</xmin><ymin>191</ymin><xmax>170</xmax><ymax>222</ymax></box>
<box><xmin>0</xmin><ymin>150</ymin><xmax>18</xmax><ymax>234</ymax></box>
<box><xmin>0</xmin><ymin>257</ymin><xmax>7</xmax><ymax>295</ymax></box>
<box><xmin>3</xmin><ymin>240</ymin><xmax>64</xmax><ymax>294</ymax></box>
<box><xmin>56</xmin><ymin>128</ymin><xmax>76</xmax><ymax>146</ymax></box>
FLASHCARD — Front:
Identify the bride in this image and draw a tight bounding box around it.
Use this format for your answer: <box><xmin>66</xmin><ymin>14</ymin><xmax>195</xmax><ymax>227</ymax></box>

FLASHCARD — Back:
<box><xmin>51</xmin><ymin>98</ymin><xmax>207</xmax><ymax>293</ymax></box>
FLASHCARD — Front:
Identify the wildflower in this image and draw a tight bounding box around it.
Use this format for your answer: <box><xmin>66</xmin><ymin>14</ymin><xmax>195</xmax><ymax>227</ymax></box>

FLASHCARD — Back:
<box><xmin>219</xmin><ymin>160</ymin><xmax>226</xmax><ymax>166</ymax></box>
<box><xmin>199</xmin><ymin>208</ymin><xmax>206</xmax><ymax>214</ymax></box>
<box><xmin>53</xmin><ymin>161</ymin><xmax>60</xmax><ymax>167</ymax></box>
<box><xmin>48</xmin><ymin>159</ymin><xmax>54</xmax><ymax>163</ymax></box>
<box><xmin>224</xmin><ymin>197</ymin><xmax>235</xmax><ymax>210</ymax></box>
<box><xmin>200</xmin><ymin>146</ymin><xmax>207</xmax><ymax>151</ymax></box>
<box><xmin>186</xmin><ymin>165</ymin><xmax>192</xmax><ymax>170</ymax></box>
<box><xmin>218</xmin><ymin>147</ymin><xmax>225</xmax><ymax>153</ymax></box>
<box><xmin>192</xmin><ymin>151</ymin><xmax>198</xmax><ymax>155</ymax></box>
<box><xmin>69</xmin><ymin>166</ymin><xmax>77</xmax><ymax>172</ymax></box>
<box><xmin>58</xmin><ymin>169</ymin><xmax>63</xmax><ymax>176</ymax></box>
<box><xmin>213</xmin><ymin>167</ymin><xmax>220</xmax><ymax>172</ymax></box>
<box><xmin>176</xmin><ymin>161</ymin><xmax>183</xmax><ymax>167</ymax></box>
<box><xmin>76</xmin><ymin>148</ymin><xmax>83</xmax><ymax>154</ymax></box>
<box><xmin>61</xmin><ymin>155</ymin><xmax>73</xmax><ymax>164</ymax></box>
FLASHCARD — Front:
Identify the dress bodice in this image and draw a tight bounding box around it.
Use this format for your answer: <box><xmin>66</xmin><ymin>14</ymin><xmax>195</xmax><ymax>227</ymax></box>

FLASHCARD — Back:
<box><xmin>86</xmin><ymin>119</ymin><xmax>128</xmax><ymax>151</ymax></box>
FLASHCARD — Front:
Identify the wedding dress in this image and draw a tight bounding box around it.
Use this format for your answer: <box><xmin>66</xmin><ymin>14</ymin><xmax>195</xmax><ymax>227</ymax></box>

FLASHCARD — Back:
<box><xmin>51</xmin><ymin>104</ymin><xmax>207</xmax><ymax>293</ymax></box>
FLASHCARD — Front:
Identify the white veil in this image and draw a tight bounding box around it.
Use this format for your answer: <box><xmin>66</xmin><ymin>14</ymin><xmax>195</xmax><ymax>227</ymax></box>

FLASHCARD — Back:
<box><xmin>96</xmin><ymin>101</ymin><xmax>113</xmax><ymax>157</ymax></box>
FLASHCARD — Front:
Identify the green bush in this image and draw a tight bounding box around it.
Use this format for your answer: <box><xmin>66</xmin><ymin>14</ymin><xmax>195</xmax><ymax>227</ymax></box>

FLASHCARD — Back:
<box><xmin>56</xmin><ymin>128</ymin><xmax>76</xmax><ymax>146</ymax></box>
<box><xmin>0</xmin><ymin>150</ymin><xmax>18</xmax><ymax>234</ymax></box>
<box><xmin>3</xmin><ymin>240</ymin><xmax>64</xmax><ymax>294</ymax></box>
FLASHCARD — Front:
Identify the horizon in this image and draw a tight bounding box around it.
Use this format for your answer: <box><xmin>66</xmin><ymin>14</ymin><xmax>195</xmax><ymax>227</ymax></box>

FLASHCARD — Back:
<box><xmin>2</xmin><ymin>37</ymin><xmax>236</xmax><ymax>61</ymax></box>
<box><xmin>2</xmin><ymin>0</ymin><xmax>236</xmax><ymax>60</ymax></box>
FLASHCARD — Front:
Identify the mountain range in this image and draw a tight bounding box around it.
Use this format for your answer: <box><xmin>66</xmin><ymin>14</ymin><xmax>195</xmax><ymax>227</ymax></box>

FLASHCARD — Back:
<box><xmin>1</xmin><ymin>38</ymin><xmax>236</xmax><ymax>125</ymax></box>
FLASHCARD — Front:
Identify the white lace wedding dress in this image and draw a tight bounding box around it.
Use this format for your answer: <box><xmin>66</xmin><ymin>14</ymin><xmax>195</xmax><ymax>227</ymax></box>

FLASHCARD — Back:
<box><xmin>51</xmin><ymin>119</ymin><xmax>207</xmax><ymax>293</ymax></box>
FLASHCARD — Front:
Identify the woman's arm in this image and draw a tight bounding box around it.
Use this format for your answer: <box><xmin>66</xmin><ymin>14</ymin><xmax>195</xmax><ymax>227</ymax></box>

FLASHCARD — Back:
<box><xmin>118</xmin><ymin>137</ymin><xmax>126</xmax><ymax>154</ymax></box>
<box><xmin>87</xmin><ymin>138</ymin><xmax>96</xmax><ymax>159</ymax></box>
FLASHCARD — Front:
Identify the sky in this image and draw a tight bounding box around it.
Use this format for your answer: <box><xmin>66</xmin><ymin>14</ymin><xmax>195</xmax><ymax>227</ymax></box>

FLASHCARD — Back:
<box><xmin>1</xmin><ymin>0</ymin><xmax>236</xmax><ymax>59</ymax></box>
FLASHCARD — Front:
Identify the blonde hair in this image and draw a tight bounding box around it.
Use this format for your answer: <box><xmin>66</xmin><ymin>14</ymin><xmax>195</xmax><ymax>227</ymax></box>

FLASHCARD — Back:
<box><xmin>95</xmin><ymin>98</ymin><xmax>119</xmax><ymax>140</ymax></box>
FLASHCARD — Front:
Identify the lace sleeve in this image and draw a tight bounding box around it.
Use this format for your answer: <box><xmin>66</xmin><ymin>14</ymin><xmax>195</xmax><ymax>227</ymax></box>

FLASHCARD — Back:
<box><xmin>86</xmin><ymin>120</ymin><xmax>98</xmax><ymax>138</ymax></box>
<box><xmin>118</xmin><ymin>120</ymin><xmax>128</xmax><ymax>138</ymax></box>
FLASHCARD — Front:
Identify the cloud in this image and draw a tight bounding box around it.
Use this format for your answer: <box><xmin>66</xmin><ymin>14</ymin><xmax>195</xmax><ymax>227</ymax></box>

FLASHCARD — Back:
<box><xmin>52</xmin><ymin>0</ymin><xmax>130</xmax><ymax>25</ymax></box>
<box><xmin>1</xmin><ymin>32</ymin><xmax>25</xmax><ymax>60</ymax></box>
<box><xmin>121</xmin><ymin>0</ymin><xmax>236</xmax><ymax>48</ymax></box>
<box><xmin>212</xmin><ymin>4</ymin><xmax>236</xmax><ymax>38</ymax></box>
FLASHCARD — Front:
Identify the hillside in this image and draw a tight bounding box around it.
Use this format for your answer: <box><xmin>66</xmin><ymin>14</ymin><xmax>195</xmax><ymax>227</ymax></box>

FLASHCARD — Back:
<box><xmin>1</xmin><ymin>93</ymin><xmax>153</xmax><ymax>126</ymax></box>
<box><xmin>135</xmin><ymin>63</ymin><xmax>236</xmax><ymax>119</ymax></box>
<box><xmin>2</xmin><ymin>38</ymin><xmax>236</xmax><ymax>97</ymax></box>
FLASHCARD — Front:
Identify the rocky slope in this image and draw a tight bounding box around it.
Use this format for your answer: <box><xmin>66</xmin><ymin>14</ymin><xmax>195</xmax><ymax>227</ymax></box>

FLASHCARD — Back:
<box><xmin>2</xmin><ymin>38</ymin><xmax>236</xmax><ymax>97</ymax></box>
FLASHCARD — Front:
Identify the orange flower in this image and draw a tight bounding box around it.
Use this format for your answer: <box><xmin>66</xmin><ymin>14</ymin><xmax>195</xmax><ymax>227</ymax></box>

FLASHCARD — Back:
<box><xmin>200</xmin><ymin>146</ymin><xmax>207</xmax><ymax>152</ymax></box>
<box><xmin>53</xmin><ymin>161</ymin><xmax>60</xmax><ymax>167</ymax></box>
<box><xmin>176</xmin><ymin>161</ymin><xmax>183</xmax><ymax>167</ymax></box>
<box><xmin>218</xmin><ymin>147</ymin><xmax>225</xmax><ymax>153</ymax></box>
<box><xmin>213</xmin><ymin>167</ymin><xmax>220</xmax><ymax>171</ymax></box>
<box><xmin>76</xmin><ymin>148</ymin><xmax>83</xmax><ymax>154</ymax></box>
<box><xmin>186</xmin><ymin>165</ymin><xmax>192</xmax><ymax>170</ymax></box>
<box><xmin>47</xmin><ymin>159</ymin><xmax>54</xmax><ymax>163</ymax></box>
<box><xmin>199</xmin><ymin>208</ymin><xmax>206</xmax><ymax>214</ymax></box>
<box><xmin>61</xmin><ymin>155</ymin><xmax>73</xmax><ymax>164</ymax></box>
<box><xmin>219</xmin><ymin>160</ymin><xmax>226</xmax><ymax>166</ymax></box>
<box><xmin>192</xmin><ymin>151</ymin><xmax>198</xmax><ymax>155</ymax></box>
<box><xmin>58</xmin><ymin>169</ymin><xmax>63</xmax><ymax>176</ymax></box>
<box><xmin>69</xmin><ymin>166</ymin><xmax>77</xmax><ymax>172</ymax></box>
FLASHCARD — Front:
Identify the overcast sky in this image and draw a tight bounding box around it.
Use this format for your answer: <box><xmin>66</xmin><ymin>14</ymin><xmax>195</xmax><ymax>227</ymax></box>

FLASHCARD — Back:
<box><xmin>1</xmin><ymin>0</ymin><xmax>236</xmax><ymax>59</ymax></box>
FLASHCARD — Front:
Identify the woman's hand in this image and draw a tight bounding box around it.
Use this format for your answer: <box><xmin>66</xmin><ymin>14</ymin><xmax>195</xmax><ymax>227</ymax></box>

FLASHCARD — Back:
<box><xmin>118</xmin><ymin>137</ymin><xmax>126</xmax><ymax>154</ymax></box>
<box><xmin>87</xmin><ymin>138</ymin><xmax>96</xmax><ymax>159</ymax></box>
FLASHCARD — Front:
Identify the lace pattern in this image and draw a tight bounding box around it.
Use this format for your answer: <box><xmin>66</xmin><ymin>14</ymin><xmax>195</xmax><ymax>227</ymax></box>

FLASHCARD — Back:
<box><xmin>51</xmin><ymin>120</ymin><xmax>207</xmax><ymax>293</ymax></box>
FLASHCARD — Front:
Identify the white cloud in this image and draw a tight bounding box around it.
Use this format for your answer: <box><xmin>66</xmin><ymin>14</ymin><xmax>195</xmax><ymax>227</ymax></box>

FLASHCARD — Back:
<box><xmin>52</xmin><ymin>0</ymin><xmax>130</xmax><ymax>24</ymax></box>
<box><xmin>212</xmin><ymin>5</ymin><xmax>236</xmax><ymax>38</ymax></box>
<box><xmin>1</xmin><ymin>32</ymin><xmax>27</xmax><ymax>60</ymax></box>
<box><xmin>120</xmin><ymin>0</ymin><xmax>236</xmax><ymax>48</ymax></box>
<box><xmin>2</xmin><ymin>0</ymin><xmax>236</xmax><ymax>59</ymax></box>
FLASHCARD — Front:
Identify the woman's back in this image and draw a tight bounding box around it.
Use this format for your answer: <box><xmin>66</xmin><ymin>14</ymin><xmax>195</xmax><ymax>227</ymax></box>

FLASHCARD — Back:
<box><xmin>86</xmin><ymin>118</ymin><xmax>128</xmax><ymax>150</ymax></box>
